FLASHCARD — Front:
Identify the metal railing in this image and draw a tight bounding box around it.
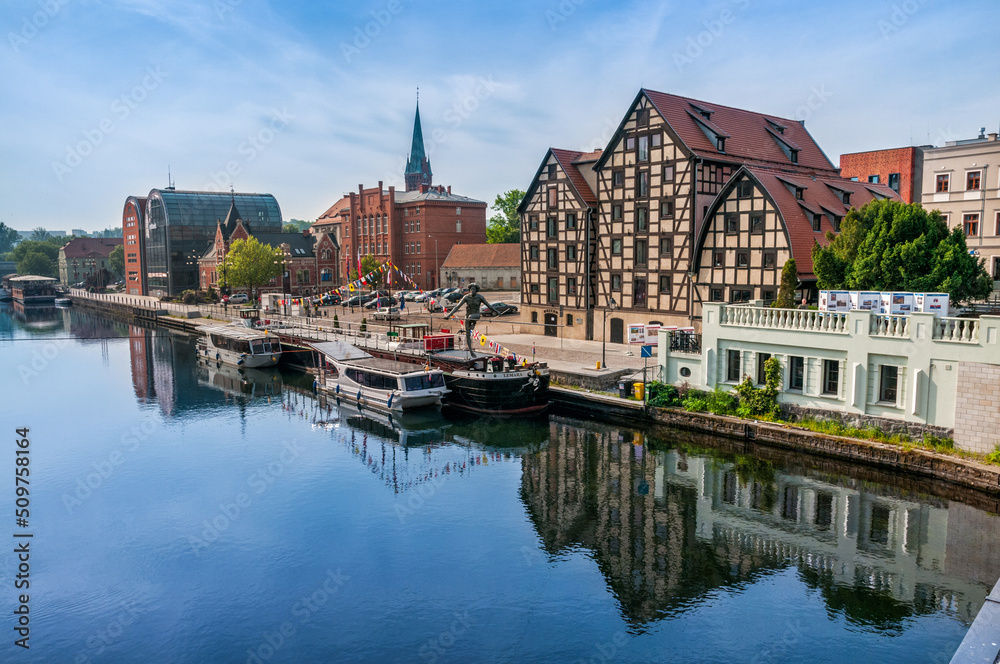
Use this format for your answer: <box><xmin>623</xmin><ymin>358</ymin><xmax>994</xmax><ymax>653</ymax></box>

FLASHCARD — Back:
<box><xmin>668</xmin><ymin>331</ymin><xmax>701</xmax><ymax>354</ymax></box>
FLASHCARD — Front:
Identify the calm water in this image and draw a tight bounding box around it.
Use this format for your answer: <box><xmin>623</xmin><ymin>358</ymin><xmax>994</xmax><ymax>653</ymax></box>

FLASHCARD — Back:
<box><xmin>1</xmin><ymin>304</ymin><xmax>998</xmax><ymax>663</ymax></box>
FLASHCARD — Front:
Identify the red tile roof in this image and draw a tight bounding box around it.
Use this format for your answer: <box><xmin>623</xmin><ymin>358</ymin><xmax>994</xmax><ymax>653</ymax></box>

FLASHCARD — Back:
<box><xmin>60</xmin><ymin>237</ymin><xmax>123</xmax><ymax>258</ymax></box>
<box><xmin>316</xmin><ymin>195</ymin><xmax>351</xmax><ymax>223</ymax></box>
<box><xmin>550</xmin><ymin>148</ymin><xmax>598</xmax><ymax>207</ymax></box>
<box><xmin>642</xmin><ymin>89</ymin><xmax>839</xmax><ymax>174</ymax></box>
<box><xmin>440</xmin><ymin>243</ymin><xmax>520</xmax><ymax>269</ymax></box>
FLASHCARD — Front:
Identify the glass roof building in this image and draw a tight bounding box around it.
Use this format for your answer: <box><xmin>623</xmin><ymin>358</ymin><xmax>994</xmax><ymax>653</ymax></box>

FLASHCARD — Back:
<box><xmin>144</xmin><ymin>189</ymin><xmax>282</xmax><ymax>296</ymax></box>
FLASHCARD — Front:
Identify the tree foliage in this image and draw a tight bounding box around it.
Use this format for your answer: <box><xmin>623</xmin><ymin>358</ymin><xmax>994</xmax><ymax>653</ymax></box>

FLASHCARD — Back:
<box><xmin>9</xmin><ymin>240</ymin><xmax>59</xmax><ymax>264</ymax></box>
<box><xmin>812</xmin><ymin>199</ymin><xmax>993</xmax><ymax>303</ymax></box>
<box><xmin>734</xmin><ymin>357</ymin><xmax>782</xmax><ymax>419</ymax></box>
<box><xmin>351</xmin><ymin>254</ymin><xmax>383</xmax><ymax>282</ymax></box>
<box><xmin>17</xmin><ymin>251</ymin><xmax>56</xmax><ymax>277</ymax></box>
<box><xmin>222</xmin><ymin>237</ymin><xmax>283</xmax><ymax>301</ymax></box>
<box><xmin>109</xmin><ymin>245</ymin><xmax>125</xmax><ymax>277</ymax></box>
<box><xmin>486</xmin><ymin>189</ymin><xmax>524</xmax><ymax>244</ymax></box>
<box><xmin>774</xmin><ymin>258</ymin><xmax>798</xmax><ymax>308</ymax></box>
<box><xmin>30</xmin><ymin>227</ymin><xmax>50</xmax><ymax>241</ymax></box>
<box><xmin>0</xmin><ymin>222</ymin><xmax>20</xmax><ymax>255</ymax></box>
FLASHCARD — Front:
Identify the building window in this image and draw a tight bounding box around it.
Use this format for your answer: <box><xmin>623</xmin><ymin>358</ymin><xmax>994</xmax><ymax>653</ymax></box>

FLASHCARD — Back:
<box><xmin>736</xmin><ymin>251</ymin><xmax>749</xmax><ymax>268</ymax></box>
<box><xmin>566</xmin><ymin>212</ymin><xmax>576</xmax><ymax>229</ymax></box>
<box><xmin>531</xmin><ymin>310</ymin><xmax>538</xmax><ymax>321</ymax></box>
<box><xmin>710</xmin><ymin>288</ymin><xmax>723</xmax><ymax>302</ymax></box>
<box><xmin>660</xmin><ymin>200</ymin><xmax>674</xmax><ymax>218</ymax></box>
<box><xmin>612</xmin><ymin>170</ymin><xmax>624</xmax><ymax>187</ymax></box>
<box><xmin>530</xmin><ymin>285</ymin><xmax>539</xmax><ymax>294</ymax></box>
<box><xmin>635</xmin><ymin>240</ymin><xmax>647</xmax><ymax>265</ymax></box>
<box><xmin>548</xmin><ymin>187</ymin><xmax>558</xmax><ymax>208</ymax></box>
<box><xmin>763</xmin><ymin>251</ymin><xmax>776</xmax><ymax>269</ymax></box>
<box><xmin>546</xmin><ymin>217</ymin><xmax>557</xmax><ymax>237</ymax></box>
<box><xmin>725</xmin><ymin>213</ymin><xmax>739</xmax><ymax>234</ymax></box>
<box><xmin>612</xmin><ymin>239</ymin><xmax>623</xmax><ymax>255</ymax></box>
<box><xmin>625</xmin><ymin>137</ymin><xmax>635</xmax><ymax>150</ymax></box>
<box><xmin>888</xmin><ymin>173</ymin><xmax>900</xmax><ymax>193</ymax></box>
<box><xmin>812</xmin><ymin>213</ymin><xmax>823</xmax><ymax>232</ymax></box>
<box><xmin>634</xmin><ymin>278</ymin><xmax>647</xmax><ymax>307</ymax></box>
<box><xmin>611</xmin><ymin>274</ymin><xmax>622</xmax><ymax>291</ymax></box>
<box><xmin>967</xmin><ymin>171</ymin><xmax>982</xmax><ymax>191</ymax></box>
<box><xmin>530</xmin><ymin>245</ymin><xmax>539</xmax><ymax>260</ymax></box>
<box><xmin>822</xmin><ymin>360</ymin><xmax>839</xmax><ymax>396</ymax></box>
<box><xmin>612</xmin><ymin>204</ymin><xmax>622</xmax><ymax>221</ymax></box>
<box><xmin>756</xmin><ymin>352</ymin><xmax>771</xmax><ymax>385</ymax></box>
<box><xmin>636</xmin><ymin>207</ymin><xmax>648</xmax><ymax>232</ymax></box>
<box><xmin>795</xmin><ymin>187</ymin><xmax>804</xmax><ymax>200</ymax></box>
<box><xmin>548</xmin><ymin>277</ymin><xmax>558</xmax><ymax>302</ymax></box>
<box><xmin>415</xmin><ymin>219</ymin><xmax>420</xmax><ymax>231</ymax></box>
<box><xmin>567</xmin><ymin>277</ymin><xmax>577</xmax><ymax>295</ymax></box>
<box><xmin>637</xmin><ymin>171</ymin><xmax>649</xmax><ymax>198</ymax></box>
<box><xmin>731</xmin><ymin>289</ymin><xmax>751</xmax><ymax>303</ymax></box>
<box><xmin>456</xmin><ymin>207</ymin><xmax>462</xmax><ymax>215</ymax></box>
<box><xmin>789</xmin><ymin>356</ymin><xmax>804</xmax><ymax>391</ymax></box>
<box><xmin>296</xmin><ymin>269</ymin><xmax>310</xmax><ymax>284</ymax></box>
<box><xmin>636</xmin><ymin>108</ymin><xmax>648</xmax><ymax>126</ymax></box>
<box><xmin>651</xmin><ymin>133</ymin><xmax>661</xmax><ymax>147</ymax></box>
<box><xmin>964</xmin><ymin>213</ymin><xmax>980</xmax><ymax>237</ymax></box>
<box><xmin>879</xmin><ymin>365</ymin><xmax>898</xmax><ymax>404</ymax></box>
<box><xmin>750</xmin><ymin>214</ymin><xmax>763</xmax><ymax>234</ymax></box>
<box><xmin>638</xmin><ymin>135</ymin><xmax>649</xmax><ymax>162</ymax></box>
<box><xmin>530</xmin><ymin>215</ymin><xmax>539</xmax><ymax>230</ymax></box>
<box><xmin>566</xmin><ymin>314</ymin><xmax>573</xmax><ymax>326</ymax></box>
<box><xmin>547</xmin><ymin>164</ymin><xmax>556</xmax><ymax>179</ymax></box>
<box><xmin>842</xmin><ymin>191</ymin><xmax>851</xmax><ymax>205</ymax></box>
<box><xmin>456</xmin><ymin>219</ymin><xmax>462</xmax><ymax>233</ymax></box>
<box><xmin>659</xmin><ymin>274</ymin><xmax>670</xmax><ymax>292</ymax></box>
<box><xmin>547</xmin><ymin>247</ymin><xmax>558</xmax><ymax>270</ymax></box>
<box><xmin>713</xmin><ymin>250</ymin><xmax>724</xmax><ymax>267</ymax></box>
<box><xmin>663</xmin><ymin>164</ymin><xmax>674</xmax><ymax>182</ymax></box>
<box><xmin>416</xmin><ymin>241</ymin><xmax>420</xmax><ymax>253</ymax></box>
<box><xmin>936</xmin><ymin>174</ymin><xmax>949</xmax><ymax>193</ymax></box>
<box><xmin>567</xmin><ymin>245</ymin><xmax>577</xmax><ymax>261</ymax></box>
<box><xmin>736</xmin><ymin>179</ymin><xmax>752</xmax><ymax>198</ymax></box>
<box><xmin>727</xmin><ymin>350</ymin><xmax>741</xmax><ymax>382</ymax></box>
<box><xmin>660</xmin><ymin>237</ymin><xmax>672</xmax><ymax>256</ymax></box>
<box><xmin>868</xmin><ymin>174</ymin><xmax>880</xmax><ymax>184</ymax></box>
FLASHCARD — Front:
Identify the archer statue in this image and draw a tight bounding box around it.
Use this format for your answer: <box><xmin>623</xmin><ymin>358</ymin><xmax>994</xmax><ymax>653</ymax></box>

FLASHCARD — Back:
<box><xmin>443</xmin><ymin>284</ymin><xmax>498</xmax><ymax>353</ymax></box>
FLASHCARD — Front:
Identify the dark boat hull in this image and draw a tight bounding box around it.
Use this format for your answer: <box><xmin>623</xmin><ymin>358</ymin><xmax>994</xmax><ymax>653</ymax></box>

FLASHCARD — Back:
<box><xmin>443</xmin><ymin>371</ymin><xmax>549</xmax><ymax>416</ymax></box>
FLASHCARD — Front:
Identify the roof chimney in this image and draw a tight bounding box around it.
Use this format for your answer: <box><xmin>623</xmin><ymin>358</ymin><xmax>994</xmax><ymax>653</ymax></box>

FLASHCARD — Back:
<box><xmin>447</xmin><ymin>185</ymin><xmax>451</xmax><ymax>194</ymax></box>
<box><xmin>420</xmin><ymin>184</ymin><xmax>429</xmax><ymax>193</ymax></box>
<box><xmin>989</xmin><ymin>133</ymin><xmax>999</xmax><ymax>142</ymax></box>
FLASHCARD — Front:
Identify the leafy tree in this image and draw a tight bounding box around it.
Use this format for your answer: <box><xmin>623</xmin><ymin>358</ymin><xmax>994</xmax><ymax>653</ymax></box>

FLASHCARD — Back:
<box><xmin>286</xmin><ymin>219</ymin><xmax>313</xmax><ymax>232</ymax></box>
<box><xmin>109</xmin><ymin>245</ymin><xmax>125</xmax><ymax>277</ymax></box>
<box><xmin>222</xmin><ymin>237</ymin><xmax>283</xmax><ymax>303</ymax></box>
<box><xmin>9</xmin><ymin>240</ymin><xmax>59</xmax><ymax>264</ymax></box>
<box><xmin>86</xmin><ymin>268</ymin><xmax>115</xmax><ymax>290</ymax></box>
<box><xmin>97</xmin><ymin>227</ymin><xmax>123</xmax><ymax>238</ymax></box>
<box><xmin>0</xmin><ymin>222</ymin><xmax>20</xmax><ymax>255</ymax></box>
<box><xmin>486</xmin><ymin>189</ymin><xmax>524</xmax><ymax>244</ymax></box>
<box><xmin>17</xmin><ymin>251</ymin><xmax>56</xmax><ymax>277</ymax></box>
<box><xmin>283</xmin><ymin>223</ymin><xmax>300</xmax><ymax>233</ymax></box>
<box><xmin>774</xmin><ymin>258</ymin><xmax>798</xmax><ymax>308</ymax></box>
<box><xmin>30</xmin><ymin>227</ymin><xmax>50</xmax><ymax>241</ymax></box>
<box><xmin>735</xmin><ymin>357</ymin><xmax>782</xmax><ymax>419</ymax></box>
<box><xmin>812</xmin><ymin>199</ymin><xmax>993</xmax><ymax>303</ymax></box>
<box><xmin>351</xmin><ymin>254</ymin><xmax>383</xmax><ymax>282</ymax></box>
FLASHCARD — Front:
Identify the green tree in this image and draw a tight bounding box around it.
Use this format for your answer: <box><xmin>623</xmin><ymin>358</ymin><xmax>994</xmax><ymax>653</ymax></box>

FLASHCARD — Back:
<box><xmin>17</xmin><ymin>251</ymin><xmax>56</xmax><ymax>277</ymax></box>
<box><xmin>351</xmin><ymin>254</ymin><xmax>383</xmax><ymax>282</ymax></box>
<box><xmin>812</xmin><ymin>199</ymin><xmax>993</xmax><ymax>302</ymax></box>
<box><xmin>109</xmin><ymin>245</ymin><xmax>125</xmax><ymax>277</ymax></box>
<box><xmin>30</xmin><ymin>227</ymin><xmax>50</xmax><ymax>241</ymax></box>
<box><xmin>0</xmin><ymin>222</ymin><xmax>20</xmax><ymax>255</ymax></box>
<box><xmin>222</xmin><ymin>237</ymin><xmax>283</xmax><ymax>303</ymax></box>
<box><xmin>486</xmin><ymin>189</ymin><xmax>524</xmax><ymax>244</ymax></box>
<box><xmin>774</xmin><ymin>258</ymin><xmax>798</xmax><ymax>308</ymax></box>
<box><xmin>9</xmin><ymin>240</ymin><xmax>59</xmax><ymax>264</ymax></box>
<box><xmin>283</xmin><ymin>223</ymin><xmax>300</xmax><ymax>233</ymax></box>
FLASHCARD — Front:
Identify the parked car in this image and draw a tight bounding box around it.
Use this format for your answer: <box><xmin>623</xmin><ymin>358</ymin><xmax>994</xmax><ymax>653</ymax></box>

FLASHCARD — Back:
<box><xmin>364</xmin><ymin>295</ymin><xmax>398</xmax><ymax>309</ymax></box>
<box><xmin>444</xmin><ymin>290</ymin><xmax>464</xmax><ymax>303</ymax></box>
<box><xmin>371</xmin><ymin>307</ymin><xmax>401</xmax><ymax>321</ymax></box>
<box><xmin>481</xmin><ymin>302</ymin><xmax>518</xmax><ymax>317</ymax></box>
<box><xmin>225</xmin><ymin>293</ymin><xmax>249</xmax><ymax>304</ymax></box>
<box><xmin>313</xmin><ymin>293</ymin><xmax>341</xmax><ymax>306</ymax></box>
<box><xmin>343</xmin><ymin>293</ymin><xmax>375</xmax><ymax>307</ymax></box>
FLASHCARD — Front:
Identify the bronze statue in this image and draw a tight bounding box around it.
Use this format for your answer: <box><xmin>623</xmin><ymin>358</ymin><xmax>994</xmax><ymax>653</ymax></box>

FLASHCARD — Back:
<box><xmin>443</xmin><ymin>284</ymin><xmax>498</xmax><ymax>353</ymax></box>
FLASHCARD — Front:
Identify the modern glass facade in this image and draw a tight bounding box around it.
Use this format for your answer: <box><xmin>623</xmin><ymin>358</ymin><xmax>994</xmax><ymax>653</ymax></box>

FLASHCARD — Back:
<box><xmin>144</xmin><ymin>190</ymin><xmax>282</xmax><ymax>296</ymax></box>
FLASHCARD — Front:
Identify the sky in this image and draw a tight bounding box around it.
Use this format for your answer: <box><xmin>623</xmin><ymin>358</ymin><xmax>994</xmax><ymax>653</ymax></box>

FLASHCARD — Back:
<box><xmin>1</xmin><ymin>0</ymin><xmax>998</xmax><ymax>233</ymax></box>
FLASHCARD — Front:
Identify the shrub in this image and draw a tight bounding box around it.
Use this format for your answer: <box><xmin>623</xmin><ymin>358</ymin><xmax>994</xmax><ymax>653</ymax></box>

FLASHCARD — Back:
<box><xmin>181</xmin><ymin>289</ymin><xmax>198</xmax><ymax>305</ymax></box>
<box><xmin>359</xmin><ymin>317</ymin><xmax>367</xmax><ymax>332</ymax></box>
<box><xmin>734</xmin><ymin>357</ymin><xmax>781</xmax><ymax>419</ymax></box>
<box><xmin>333</xmin><ymin>314</ymin><xmax>340</xmax><ymax>329</ymax></box>
<box><xmin>986</xmin><ymin>446</ymin><xmax>1000</xmax><ymax>465</ymax></box>
<box><xmin>684</xmin><ymin>387</ymin><xmax>736</xmax><ymax>415</ymax></box>
<box><xmin>647</xmin><ymin>381</ymin><xmax>681</xmax><ymax>408</ymax></box>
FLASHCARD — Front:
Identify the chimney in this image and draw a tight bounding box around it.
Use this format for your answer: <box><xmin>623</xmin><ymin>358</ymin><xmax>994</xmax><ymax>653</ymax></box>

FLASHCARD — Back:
<box><xmin>420</xmin><ymin>184</ymin><xmax>429</xmax><ymax>193</ymax></box>
<box><xmin>447</xmin><ymin>185</ymin><xmax>451</xmax><ymax>194</ymax></box>
<box><xmin>989</xmin><ymin>133</ymin><xmax>999</xmax><ymax>142</ymax></box>
<box><xmin>378</xmin><ymin>180</ymin><xmax>383</xmax><ymax>193</ymax></box>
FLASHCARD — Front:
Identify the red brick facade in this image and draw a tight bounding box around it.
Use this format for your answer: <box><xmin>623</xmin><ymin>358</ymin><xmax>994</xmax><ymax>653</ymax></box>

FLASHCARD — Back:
<box><xmin>123</xmin><ymin>197</ymin><xmax>146</xmax><ymax>295</ymax></box>
<box><xmin>839</xmin><ymin>146</ymin><xmax>924</xmax><ymax>203</ymax></box>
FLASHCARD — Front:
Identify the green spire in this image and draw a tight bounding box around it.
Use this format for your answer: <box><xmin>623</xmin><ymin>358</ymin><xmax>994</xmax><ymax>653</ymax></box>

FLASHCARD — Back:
<box><xmin>404</xmin><ymin>93</ymin><xmax>432</xmax><ymax>190</ymax></box>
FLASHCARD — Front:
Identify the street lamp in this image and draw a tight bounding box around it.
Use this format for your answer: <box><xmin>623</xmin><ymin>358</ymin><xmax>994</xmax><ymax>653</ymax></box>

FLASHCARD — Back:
<box><xmin>602</xmin><ymin>296</ymin><xmax>616</xmax><ymax>371</ymax></box>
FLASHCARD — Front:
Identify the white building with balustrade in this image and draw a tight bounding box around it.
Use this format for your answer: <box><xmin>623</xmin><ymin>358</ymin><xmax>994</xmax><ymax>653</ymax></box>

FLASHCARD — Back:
<box><xmin>659</xmin><ymin>302</ymin><xmax>1000</xmax><ymax>453</ymax></box>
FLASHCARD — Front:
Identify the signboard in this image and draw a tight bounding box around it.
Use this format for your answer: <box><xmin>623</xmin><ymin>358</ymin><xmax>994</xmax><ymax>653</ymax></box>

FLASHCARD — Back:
<box><xmin>850</xmin><ymin>291</ymin><xmax>881</xmax><ymax>311</ymax></box>
<box><xmin>819</xmin><ymin>290</ymin><xmax>851</xmax><ymax>312</ymax></box>
<box><xmin>640</xmin><ymin>345</ymin><xmax>653</xmax><ymax>358</ymax></box>
<box><xmin>644</xmin><ymin>324</ymin><xmax>660</xmax><ymax>345</ymax></box>
<box><xmin>914</xmin><ymin>293</ymin><xmax>949</xmax><ymax>316</ymax></box>
<box><xmin>628</xmin><ymin>324</ymin><xmax>645</xmax><ymax>344</ymax></box>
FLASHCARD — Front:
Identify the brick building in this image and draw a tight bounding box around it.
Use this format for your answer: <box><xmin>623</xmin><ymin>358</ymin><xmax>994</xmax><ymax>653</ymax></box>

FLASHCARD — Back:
<box><xmin>839</xmin><ymin>146</ymin><xmax>927</xmax><ymax>203</ymax></box>
<box><xmin>198</xmin><ymin>200</ymin><xmax>341</xmax><ymax>298</ymax></box>
<box><xmin>439</xmin><ymin>243</ymin><xmax>519</xmax><ymax>291</ymax></box>
<box><xmin>311</xmin><ymin>102</ymin><xmax>487</xmax><ymax>290</ymax></box>
<box><xmin>123</xmin><ymin>196</ymin><xmax>146</xmax><ymax>295</ymax></box>
<box><xmin>58</xmin><ymin>237</ymin><xmax>123</xmax><ymax>284</ymax></box>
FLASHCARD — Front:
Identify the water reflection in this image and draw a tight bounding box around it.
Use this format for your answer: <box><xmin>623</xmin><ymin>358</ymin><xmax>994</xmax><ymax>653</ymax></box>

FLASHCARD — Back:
<box><xmin>521</xmin><ymin>418</ymin><xmax>1000</xmax><ymax>630</ymax></box>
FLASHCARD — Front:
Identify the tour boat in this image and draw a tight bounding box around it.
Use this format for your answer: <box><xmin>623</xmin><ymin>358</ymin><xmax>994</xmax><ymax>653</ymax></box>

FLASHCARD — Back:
<box><xmin>0</xmin><ymin>286</ymin><xmax>11</xmax><ymax>302</ymax></box>
<box><xmin>197</xmin><ymin>325</ymin><xmax>282</xmax><ymax>368</ymax></box>
<box><xmin>54</xmin><ymin>296</ymin><xmax>72</xmax><ymax>307</ymax></box>
<box><xmin>312</xmin><ymin>341</ymin><xmax>448</xmax><ymax>412</ymax></box>
<box><xmin>9</xmin><ymin>275</ymin><xmax>58</xmax><ymax>305</ymax></box>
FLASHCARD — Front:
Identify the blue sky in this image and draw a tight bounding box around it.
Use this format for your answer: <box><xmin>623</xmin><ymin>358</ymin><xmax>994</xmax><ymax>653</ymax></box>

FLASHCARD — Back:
<box><xmin>1</xmin><ymin>0</ymin><xmax>998</xmax><ymax>232</ymax></box>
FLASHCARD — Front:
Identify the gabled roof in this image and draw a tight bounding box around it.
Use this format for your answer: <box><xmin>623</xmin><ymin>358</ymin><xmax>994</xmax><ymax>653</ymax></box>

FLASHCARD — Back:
<box><xmin>254</xmin><ymin>232</ymin><xmax>315</xmax><ymax>258</ymax></box>
<box><xmin>697</xmin><ymin>166</ymin><xmax>900</xmax><ymax>277</ymax></box>
<box><xmin>595</xmin><ymin>89</ymin><xmax>838</xmax><ymax>174</ymax></box>
<box><xmin>60</xmin><ymin>237</ymin><xmax>123</xmax><ymax>258</ymax></box>
<box><xmin>517</xmin><ymin>147</ymin><xmax>598</xmax><ymax>214</ymax></box>
<box><xmin>315</xmin><ymin>195</ymin><xmax>351</xmax><ymax>226</ymax></box>
<box><xmin>219</xmin><ymin>200</ymin><xmax>248</xmax><ymax>240</ymax></box>
<box><xmin>440</xmin><ymin>243</ymin><xmax>519</xmax><ymax>269</ymax></box>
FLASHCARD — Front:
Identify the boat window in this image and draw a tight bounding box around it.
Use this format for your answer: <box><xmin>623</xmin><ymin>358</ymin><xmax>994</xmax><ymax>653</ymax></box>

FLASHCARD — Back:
<box><xmin>404</xmin><ymin>373</ymin><xmax>445</xmax><ymax>391</ymax></box>
<box><xmin>251</xmin><ymin>339</ymin><xmax>265</xmax><ymax>354</ymax></box>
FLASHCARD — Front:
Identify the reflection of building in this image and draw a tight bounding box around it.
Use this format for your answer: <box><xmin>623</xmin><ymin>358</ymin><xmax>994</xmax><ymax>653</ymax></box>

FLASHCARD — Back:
<box><xmin>522</xmin><ymin>420</ymin><xmax>1000</xmax><ymax>626</ymax></box>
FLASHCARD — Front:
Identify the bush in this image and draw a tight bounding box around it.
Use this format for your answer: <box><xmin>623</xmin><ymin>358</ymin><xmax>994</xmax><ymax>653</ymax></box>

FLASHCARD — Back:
<box><xmin>733</xmin><ymin>357</ymin><xmax>781</xmax><ymax>419</ymax></box>
<box><xmin>181</xmin><ymin>289</ymin><xmax>198</xmax><ymax>305</ymax></box>
<box><xmin>647</xmin><ymin>381</ymin><xmax>681</xmax><ymax>408</ymax></box>
<box><xmin>359</xmin><ymin>317</ymin><xmax>367</xmax><ymax>332</ymax></box>
<box><xmin>333</xmin><ymin>314</ymin><xmax>340</xmax><ymax>329</ymax></box>
<box><xmin>986</xmin><ymin>446</ymin><xmax>1000</xmax><ymax>465</ymax></box>
<box><xmin>683</xmin><ymin>387</ymin><xmax>736</xmax><ymax>415</ymax></box>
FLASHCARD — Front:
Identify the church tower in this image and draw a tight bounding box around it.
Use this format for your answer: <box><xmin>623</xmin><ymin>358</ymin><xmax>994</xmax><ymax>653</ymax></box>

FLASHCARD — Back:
<box><xmin>404</xmin><ymin>97</ymin><xmax>433</xmax><ymax>192</ymax></box>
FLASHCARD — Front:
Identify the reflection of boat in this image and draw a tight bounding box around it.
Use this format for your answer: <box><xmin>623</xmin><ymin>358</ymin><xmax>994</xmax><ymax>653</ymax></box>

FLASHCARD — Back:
<box><xmin>0</xmin><ymin>285</ymin><xmax>11</xmax><ymax>302</ymax></box>
<box><xmin>54</xmin><ymin>297</ymin><xmax>72</xmax><ymax>307</ymax></box>
<box><xmin>197</xmin><ymin>325</ymin><xmax>282</xmax><ymax>368</ymax></box>
<box><xmin>445</xmin><ymin>413</ymin><xmax>550</xmax><ymax>450</ymax></box>
<box><xmin>319</xmin><ymin>399</ymin><xmax>449</xmax><ymax>446</ymax></box>
<box><xmin>196</xmin><ymin>357</ymin><xmax>283</xmax><ymax>398</ymax></box>
<box><xmin>312</xmin><ymin>341</ymin><xmax>448</xmax><ymax>412</ymax></box>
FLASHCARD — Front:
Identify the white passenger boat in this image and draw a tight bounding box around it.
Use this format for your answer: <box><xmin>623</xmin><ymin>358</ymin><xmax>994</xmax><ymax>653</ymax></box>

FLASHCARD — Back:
<box><xmin>312</xmin><ymin>341</ymin><xmax>448</xmax><ymax>412</ymax></box>
<box><xmin>197</xmin><ymin>325</ymin><xmax>282</xmax><ymax>368</ymax></box>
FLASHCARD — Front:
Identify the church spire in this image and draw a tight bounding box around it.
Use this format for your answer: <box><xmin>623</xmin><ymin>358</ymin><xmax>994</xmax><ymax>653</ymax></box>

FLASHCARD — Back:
<box><xmin>404</xmin><ymin>90</ymin><xmax>432</xmax><ymax>191</ymax></box>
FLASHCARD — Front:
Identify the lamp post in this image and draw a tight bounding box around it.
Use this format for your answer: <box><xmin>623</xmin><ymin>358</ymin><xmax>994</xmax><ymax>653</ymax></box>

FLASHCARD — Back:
<box><xmin>602</xmin><ymin>296</ymin><xmax>616</xmax><ymax>371</ymax></box>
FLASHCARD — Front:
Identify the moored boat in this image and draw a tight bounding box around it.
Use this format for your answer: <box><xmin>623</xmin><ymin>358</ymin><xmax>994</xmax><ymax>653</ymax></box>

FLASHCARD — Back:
<box><xmin>197</xmin><ymin>325</ymin><xmax>282</xmax><ymax>368</ymax></box>
<box><xmin>54</xmin><ymin>296</ymin><xmax>72</xmax><ymax>306</ymax></box>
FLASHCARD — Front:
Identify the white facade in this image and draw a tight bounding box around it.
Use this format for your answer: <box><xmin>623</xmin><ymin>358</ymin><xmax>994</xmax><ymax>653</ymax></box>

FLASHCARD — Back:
<box><xmin>659</xmin><ymin>302</ymin><xmax>1000</xmax><ymax>452</ymax></box>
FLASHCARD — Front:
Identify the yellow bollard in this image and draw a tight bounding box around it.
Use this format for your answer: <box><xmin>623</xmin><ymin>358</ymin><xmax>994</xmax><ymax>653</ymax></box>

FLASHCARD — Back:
<box><xmin>634</xmin><ymin>382</ymin><xmax>644</xmax><ymax>401</ymax></box>
<box><xmin>596</xmin><ymin>360</ymin><xmax>602</xmax><ymax>370</ymax></box>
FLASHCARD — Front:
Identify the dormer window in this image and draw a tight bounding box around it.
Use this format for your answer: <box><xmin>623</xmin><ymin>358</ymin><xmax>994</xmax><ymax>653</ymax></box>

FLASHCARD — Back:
<box><xmin>842</xmin><ymin>191</ymin><xmax>851</xmax><ymax>205</ymax></box>
<box><xmin>789</xmin><ymin>149</ymin><xmax>798</xmax><ymax>163</ymax></box>
<box><xmin>690</xmin><ymin>103</ymin><xmax>713</xmax><ymax>120</ymax></box>
<box><xmin>717</xmin><ymin>137</ymin><xmax>726</xmax><ymax>152</ymax></box>
<box><xmin>812</xmin><ymin>214</ymin><xmax>823</xmax><ymax>231</ymax></box>
<box><xmin>795</xmin><ymin>187</ymin><xmax>804</xmax><ymax>200</ymax></box>
<box><xmin>766</xmin><ymin>119</ymin><xmax>786</xmax><ymax>135</ymax></box>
